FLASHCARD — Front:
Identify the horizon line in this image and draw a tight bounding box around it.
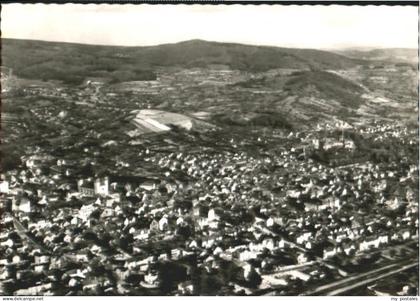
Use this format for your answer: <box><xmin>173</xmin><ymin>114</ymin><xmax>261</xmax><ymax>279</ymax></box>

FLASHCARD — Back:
<box><xmin>2</xmin><ymin>36</ymin><xmax>417</xmax><ymax>51</ymax></box>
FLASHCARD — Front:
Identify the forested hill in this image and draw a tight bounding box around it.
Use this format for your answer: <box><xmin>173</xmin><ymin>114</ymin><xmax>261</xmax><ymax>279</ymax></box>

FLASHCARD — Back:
<box><xmin>2</xmin><ymin>38</ymin><xmax>364</xmax><ymax>85</ymax></box>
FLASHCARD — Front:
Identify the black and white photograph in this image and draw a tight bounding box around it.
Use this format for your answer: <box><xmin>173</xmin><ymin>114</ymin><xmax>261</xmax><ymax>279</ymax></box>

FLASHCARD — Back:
<box><xmin>0</xmin><ymin>2</ymin><xmax>419</xmax><ymax>297</ymax></box>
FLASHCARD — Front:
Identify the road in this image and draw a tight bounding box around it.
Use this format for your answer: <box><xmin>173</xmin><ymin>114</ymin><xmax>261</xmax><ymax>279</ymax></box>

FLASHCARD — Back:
<box><xmin>13</xmin><ymin>217</ymin><xmax>51</xmax><ymax>255</ymax></box>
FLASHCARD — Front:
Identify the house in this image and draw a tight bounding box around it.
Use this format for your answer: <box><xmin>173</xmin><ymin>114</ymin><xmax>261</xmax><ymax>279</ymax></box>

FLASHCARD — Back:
<box><xmin>106</xmin><ymin>196</ymin><xmax>120</xmax><ymax>207</ymax></box>
<box><xmin>208</xmin><ymin>208</ymin><xmax>223</xmax><ymax>221</ymax></box>
<box><xmin>0</xmin><ymin>268</ymin><xmax>13</xmax><ymax>280</ymax></box>
<box><xmin>49</xmin><ymin>257</ymin><xmax>68</xmax><ymax>270</ymax></box>
<box><xmin>378</xmin><ymin>234</ymin><xmax>389</xmax><ymax>245</ymax></box>
<box><xmin>343</xmin><ymin>243</ymin><xmax>357</xmax><ymax>256</ymax></box>
<box><xmin>278</xmin><ymin>239</ymin><xmax>288</xmax><ymax>249</ymax></box>
<box><xmin>94</xmin><ymin>177</ymin><xmax>110</xmax><ymax>195</ymax></box>
<box><xmin>69</xmin><ymin>269</ymin><xmax>87</xmax><ymax>280</ymax></box>
<box><xmin>158</xmin><ymin>215</ymin><xmax>169</xmax><ymax>231</ymax></box>
<box><xmin>213</xmin><ymin>246</ymin><xmax>223</xmax><ymax>256</ymax></box>
<box><xmin>0</xmin><ymin>181</ymin><xmax>9</xmax><ymax>194</ymax></box>
<box><xmin>25</xmin><ymin>156</ymin><xmax>43</xmax><ymax>169</ymax></box>
<box><xmin>141</xmin><ymin>270</ymin><xmax>161</xmax><ymax>289</ymax></box>
<box><xmin>158</xmin><ymin>253</ymin><xmax>169</xmax><ymax>261</ymax></box>
<box><xmin>202</xmin><ymin>238</ymin><xmax>215</xmax><ymax>249</ymax></box>
<box><xmin>359</xmin><ymin>237</ymin><xmax>381</xmax><ymax>251</ymax></box>
<box><xmin>171</xmin><ymin>248</ymin><xmax>183</xmax><ymax>260</ymax></box>
<box><xmin>77</xmin><ymin>180</ymin><xmax>95</xmax><ymax>196</ymax></box>
<box><xmin>34</xmin><ymin>264</ymin><xmax>48</xmax><ymax>273</ymax></box>
<box><xmin>260</xmin><ymin>274</ymin><xmax>288</xmax><ymax>290</ymax></box>
<box><xmin>402</xmin><ymin>230</ymin><xmax>411</xmax><ymax>240</ymax></box>
<box><xmin>74</xmin><ymin>252</ymin><xmax>91</xmax><ymax>263</ymax></box>
<box><xmin>248</xmin><ymin>238</ymin><xmax>275</xmax><ymax>252</ymax></box>
<box><xmin>101</xmin><ymin>208</ymin><xmax>115</xmax><ymax>219</ymax></box>
<box><xmin>14</xmin><ymin>283</ymin><xmax>53</xmax><ymax>295</ymax></box>
<box><xmin>0</xmin><ymin>258</ymin><xmax>9</xmax><ymax>266</ymax></box>
<box><xmin>238</xmin><ymin>250</ymin><xmax>258</xmax><ymax>262</ymax></box>
<box><xmin>334</xmin><ymin>198</ymin><xmax>342</xmax><ymax>209</ymax></box>
<box><xmin>323</xmin><ymin>139</ymin><xmax>343</xmax><ymax>150</ymax></box>
<box><xmin>344</xmin><ymin>139</ymin><xmax>356</xmax><ymax>150</ymax></box>
<box><xmin>286</xmin><ymin>270</ymin><xmax>311</xmax><ymax>282</ymax></box>
<box><xmin>305</xmin><ymin>202</ymin><xmax>320</xmax><ymax>212</ymax></box>
<box><xmin>149</xmin><ymin>219</ymin><xmax>159</xmax><ymax>231</ymax></box>
<box><xmin>193</xmin><ymin>204</ymin><xmax>208</xmax><ymax>217</ymax></box>
<box><xmin>261</xmin><ymin>238</ymin><xmax>276</xmax><ymax>250</ymax></box>
<box><xmin>188</xmin><ymin>240</ymin><xmax>199</xmax><ymax>249</ymax></box>
<box><xmin>208</xmin><ymin>219</ymin><xmax>220</xmax><ymax>230</ymax></box>
<box><xmin>78</xmin><ymin>204</ymin><xmax>96</xmax><ymax>221</ymax></box>
<box><xmin>323</xmin><ymin>247</ymin><xmax>339</xmax><ymax>259</ymax></box>
<box><xmin>177</xmin><ymin>281</ymin><xmax>194</xmax><ymax>295</ymax></box>
<box><xmin>297</xmin><ymin>252</ymin><xmax>309</xmax><ymax>264</ymax></box>
<box><xmin>134</xmin><ymin>229</ymin><xmax>150</xmax><ymax>241</ymax></box>
<box><xmin>287</xmin><ymin>189</ymin><xmax>301</xmax><ymax>199</ymax></box>
<box><xmin>34</xmin><ymin>255</ymin><xmax>50</xmax><ymax>265</ymax></box>
<box><xmin>0</xmin><ymin>239</ymin><xmax>14</xmax><ymax>248</ymax></box>
<box><xmin>196</xmin><ymin>217</ymin><xmax>209</xmax><ymax>229</ymax></box>
<box><xmin>296</xmin><ymin>232</ymin><xmax>313</xmax><ymax>245</ymax></box>
<box><xmin>71</xmin><ymin>217</ymin><xmax>82</xmax><ymax>225</ymax></box>
<box><xmin>176</xmin><ymin>216</ymin><xmax>184</xmax><ymax>225</ymax></box>
<box><xmin>12</xmin><ymin>197</ymin><xmax>32</xmax><ymax>213</ymax></box>
<box><xmin>140</xmin><ymin>180</ymin><xmax>157</xmax><ymax>191</ymax></box>
<box><xmin>266</xmin><ymin>217</ymin><xmax>275</xmax><ymax>227</ymax></box>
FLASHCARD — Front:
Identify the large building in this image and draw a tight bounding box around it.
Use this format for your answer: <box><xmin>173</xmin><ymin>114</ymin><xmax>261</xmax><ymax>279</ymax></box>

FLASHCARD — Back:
<box><xmin>78</xmin><ymin>175</ymin><xmax>159</xmax><ymax>196</ymax></box>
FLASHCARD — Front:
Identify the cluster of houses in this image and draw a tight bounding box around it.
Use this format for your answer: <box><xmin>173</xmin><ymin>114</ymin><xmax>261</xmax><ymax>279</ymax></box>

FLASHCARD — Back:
<box><xmin>0</xmin><ymin>119</ymin><xmax>418</xmax><ymax>296</ymax></box>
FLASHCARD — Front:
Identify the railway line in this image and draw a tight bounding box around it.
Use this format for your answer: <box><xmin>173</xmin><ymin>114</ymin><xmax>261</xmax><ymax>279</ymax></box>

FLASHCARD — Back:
<box><xmin>303</xmin><ymin>258</ymin><xmax>418</xmax><ymax>296</ymax></box>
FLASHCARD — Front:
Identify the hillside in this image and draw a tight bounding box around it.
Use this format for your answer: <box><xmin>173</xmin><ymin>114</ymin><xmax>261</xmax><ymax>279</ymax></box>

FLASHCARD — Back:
<box><xmin>1</xmin><ymin>38</ymin><xmax>363</xmax><ymax>85</ymax></box>
<box><xmin>284</xmin><ymin>70</ymin><xmax>365</xmax><ymax>107</ymax></box>
<box><xmin>214</xmin><ymin>70</ymin><xmax>367</xmax><ymax>128</ymax></box>
<box><xmin>1</xmin><ymin>38</ymin><xmax>417</xmax><ymax>130</ymax></box>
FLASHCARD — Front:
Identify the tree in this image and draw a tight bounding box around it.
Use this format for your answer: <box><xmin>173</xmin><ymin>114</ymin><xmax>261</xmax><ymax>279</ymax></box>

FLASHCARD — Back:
<box><xmin>389</xmin><ymin>249</ymin><xmax>397</xmax><ymax>258</ymax></box>
<box><xmin>244</xmin><ymin>267</ymin><xmax>262</xmax><ymax>289</ymax></box>
<box><xmin>158</xmin><ymin>262</ymin><xmax>188</xmax><ymax>294</ymax></box>
<box><xmin>1</xmin><ymin>150</ymin><xmax>22</xmax><ymax>171</ymax></box>
<box><xmin>199</xmin><ymin>270</ymin><xmax>224</xmax><ymax>295</ymax></box>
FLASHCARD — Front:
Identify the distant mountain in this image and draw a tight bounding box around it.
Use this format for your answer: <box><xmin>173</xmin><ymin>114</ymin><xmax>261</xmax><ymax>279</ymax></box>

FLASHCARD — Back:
<box><xmin>1</xmin><ymin>38</ymin><xmax>364</xmax><ymax>85</ymax></box>
<box><xmin>134</xmin><ymin>39</ymin><xmax>362</xmax><ymax>70</ymax></box>
<box><xmin>335</xmin><ymin>48</ymin><xmax>418</xmax><ymax>64</ymax></box>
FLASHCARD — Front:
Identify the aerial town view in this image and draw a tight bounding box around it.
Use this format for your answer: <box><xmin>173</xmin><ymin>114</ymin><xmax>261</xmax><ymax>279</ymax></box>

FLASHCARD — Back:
<box><xmin>0</xmin><ymin>3</ymin><xmax>418</xmax><ymax>297</ymax></box>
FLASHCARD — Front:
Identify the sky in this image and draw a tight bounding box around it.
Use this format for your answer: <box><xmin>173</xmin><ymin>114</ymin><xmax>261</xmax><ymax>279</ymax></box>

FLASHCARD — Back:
<box><xmin>1</xmin><ymin>4</ymin><xmax>418</xmax><ymax>49</ymax></box>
